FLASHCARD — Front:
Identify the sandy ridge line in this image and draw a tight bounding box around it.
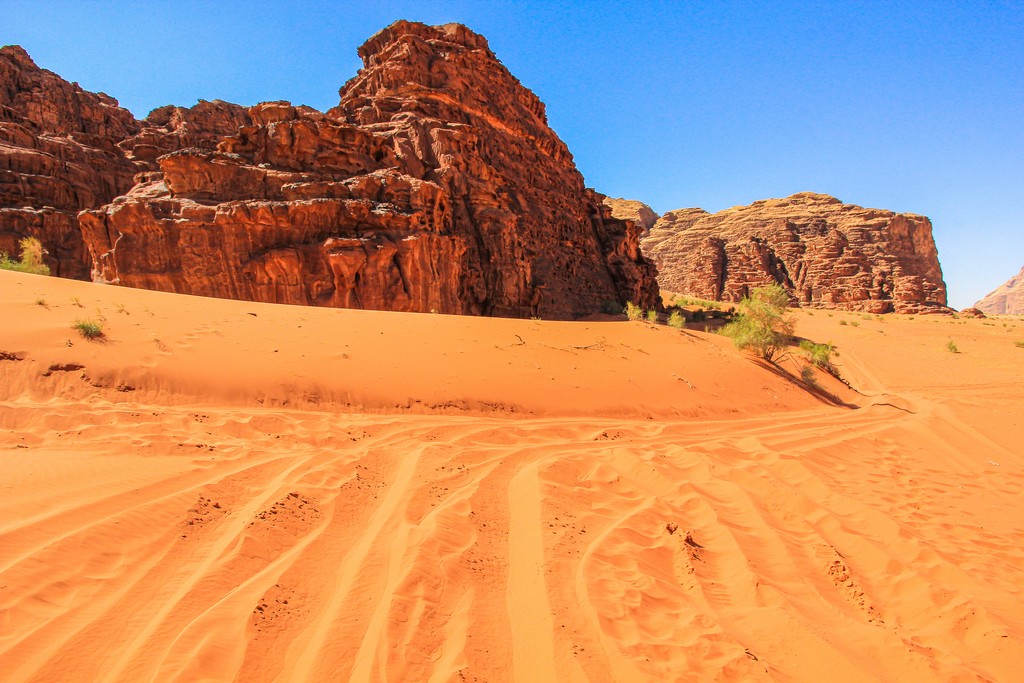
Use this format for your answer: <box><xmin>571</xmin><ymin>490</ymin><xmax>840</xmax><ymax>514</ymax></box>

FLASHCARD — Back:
<box><xmin>97</xmin><ymin>453</ymin><xmax>320</xmax><ymax>683</ymax></box>
<box><xmin>287</xmin><ymin>448</ymin><xmax>421</xmax><ymax>681</ymax></box>
<box><xmin>506</xmin><ymin>459</ymin><xmax>560</xmax><ymax>681</ymax></box>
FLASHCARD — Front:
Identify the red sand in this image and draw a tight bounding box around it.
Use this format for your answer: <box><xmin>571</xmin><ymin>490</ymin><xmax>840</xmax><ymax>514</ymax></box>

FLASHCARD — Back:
<box><xmin>2</xmin><ymin>270</ymin><xmax>1022</xmax><ymax>681</ymax></box>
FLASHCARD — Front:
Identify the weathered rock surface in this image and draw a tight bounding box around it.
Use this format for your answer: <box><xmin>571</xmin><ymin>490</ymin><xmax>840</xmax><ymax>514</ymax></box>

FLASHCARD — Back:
<box><xmin>0</xmin><ymin>45</ymin><xmax>139</xmax><ymax>276</ymax></box>
<box><xmin>603</xmin><ymin>197</ymin><xmax>658</xmax><ymax>235</ymax></box>
<box><xmin>80</xmin><ymin>21</ymin><xmax>659</xmax><ymax>318</ymax></box>
<box><xmin>118</xmin><ymin>99</ymin><xmax>252</xmax><ymax>169</ymax></box>
<box><xmin>975</xmin><ymin>266</ymin><xmax>1024</xmax><ymax>315</ymax></box>
<box><xmin>641</xmin><ymin>192</ymin><xmax>948</xmax><ymax>314</ymax></box>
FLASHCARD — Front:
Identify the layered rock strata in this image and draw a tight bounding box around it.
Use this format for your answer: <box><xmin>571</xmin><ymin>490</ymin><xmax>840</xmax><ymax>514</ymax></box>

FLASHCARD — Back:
<box><xmin>603</xmin><ymin>197</ymin><xmax>658</xmax><ymax>236</ymax></box>
<box><xmin>0</xmin><ymin>45</ymin><xmax>139</xmax><ymax>277</ymax></box>
<box><xmin>642</xmin><ymin>192</ymin><xmax>948</xmax><ymax>314</ymax></box>
<box><xmin>974</xmin><ymin>266</ymin><xmax>1024</xmax><ymax>315</ymax></box>
<box><xmin>79</xmin><ymin>21</ymin><xmax>659</xmax><ymax>318</ymax></box>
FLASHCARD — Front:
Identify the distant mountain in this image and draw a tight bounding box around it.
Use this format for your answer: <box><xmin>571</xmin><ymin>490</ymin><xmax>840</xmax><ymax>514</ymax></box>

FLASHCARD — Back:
<box><xmin>640</xmin><ymin>192</ymin><xmax>949</xmax><ymax>314</ymax></box>
<box><xmin>975</xmin><ymin>266</ymin><xmax>1024</xmax><ymax>315</ymax></box>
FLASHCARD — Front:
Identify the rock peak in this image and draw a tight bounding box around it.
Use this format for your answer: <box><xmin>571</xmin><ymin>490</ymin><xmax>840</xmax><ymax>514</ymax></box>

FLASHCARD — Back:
<box><xmin>0</xmin><ymin>44</ymin><xmax>37</xmax><ymax>69</ymax></box>
<box><xmin>357</xmin><ymin>20</ymin><xmax>493</xmax><ymax>66</ymax></box>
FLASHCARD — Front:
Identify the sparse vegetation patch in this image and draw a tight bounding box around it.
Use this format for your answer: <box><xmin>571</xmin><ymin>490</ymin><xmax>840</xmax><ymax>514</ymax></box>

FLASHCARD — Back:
<box><xmin>73</xmin><ymin>319</ymin><xmax>105</xmax><ymax>340</ymax></box>
<box><xmin>721</xmin><ymin>284</ymin><xmax>793</xmax><ymax>363</ymax></box>
<box><xmin>0</xmin><ymin>237</ymin><xmax>50</xmax><ymax>276</ymax></box>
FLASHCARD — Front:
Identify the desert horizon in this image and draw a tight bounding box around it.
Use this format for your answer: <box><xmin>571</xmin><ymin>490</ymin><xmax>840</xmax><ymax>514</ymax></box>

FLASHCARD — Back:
<box><xmin>3</xmin><ymin>7</ymin><xmax>1024</xmax><ymax>681</ymax></box>
<box><xmin>2</xmin><ymin>268</ymin><xmax>1023</xmax><ymax>681</ymax></box>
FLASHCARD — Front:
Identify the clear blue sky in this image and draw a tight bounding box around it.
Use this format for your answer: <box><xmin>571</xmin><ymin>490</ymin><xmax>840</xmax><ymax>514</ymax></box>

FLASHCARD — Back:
<box><xmin>4</xmin><ymin>0</ymin><xmax>1022</xmax><ymax>308</ymax></box>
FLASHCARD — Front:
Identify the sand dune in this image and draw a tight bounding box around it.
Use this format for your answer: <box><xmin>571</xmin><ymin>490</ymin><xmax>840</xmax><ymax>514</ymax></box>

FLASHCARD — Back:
<box><xmin>2</xmin><ymin>270</ymin><xmax>1023</xmax><ymax>682</ymax></box>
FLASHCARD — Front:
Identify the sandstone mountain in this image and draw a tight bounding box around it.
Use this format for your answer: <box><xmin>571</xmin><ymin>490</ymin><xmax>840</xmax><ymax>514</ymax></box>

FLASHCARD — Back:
<box><xmin>602</xmin><ymin>197</ymin><xmax>658</xmax><ymax>235</ymax></box>
<box><xmin>641</xmin><ymin>192</ymin><xmax>948</xmax><ymax>314</ymax></box>
<box><xmin>975</xmin><ymin>266</ymin><xmax>1024</xmax><ymax>315</ymax></box>
<box><xmin>0</xmin><ymin>45</ymin><xmax>139</xmax><ymax>278</ymax></box>
<box><xmin>3</xmin><ymin>22</ymin><xmax>659</xmax><ymax>319</ymax></box>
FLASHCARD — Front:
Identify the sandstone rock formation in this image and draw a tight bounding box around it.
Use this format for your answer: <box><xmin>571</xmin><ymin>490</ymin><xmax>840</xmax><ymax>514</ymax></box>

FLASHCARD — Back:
<box><xmin>79</xmin><ymin>21</ymin><xmax>659</xmax><ymax>318</ymax></box>
<box><xmin>603</xmin><ymin>197</ymin><xmax>658</xmax><ymax>235</ymax></box>
<box><xmin>974</xmin><ymin>266</ymin><xmax>1024</xmax><ymax>315</ymax></box>
<box><xmin>118</xmin><ymin>99</ymin><xmax>252</xmax><ymax>169</ymax></box>
<box><xmin>0</xmin><ymin>45</ymin><xmax>139</xmax><ymax>277</ymax></box>
<box><xmin>641</xmin><ymin>192</ymin><xmax>948</xmax><ymax>314</ymax></box>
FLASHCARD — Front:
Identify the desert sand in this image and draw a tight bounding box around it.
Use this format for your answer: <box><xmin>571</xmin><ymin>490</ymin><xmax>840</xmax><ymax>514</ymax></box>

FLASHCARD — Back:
<box><xmin>1</xmin><ymin>269</ymin><xmax>1023</xmax><ymax>682</ymax></box>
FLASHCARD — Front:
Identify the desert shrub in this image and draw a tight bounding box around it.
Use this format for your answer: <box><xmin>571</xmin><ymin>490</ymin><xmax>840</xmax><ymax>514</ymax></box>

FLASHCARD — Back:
<box><xmin>0</xmin><ymin>237</ymin><xmax>50</xmax><ymax>276</ymax></box>
<box><xmin>73</xmin><ymin>319</ymin><xmax>104</xmax><ymax>339</ymax></box>
<box><xmin>646</xmin><ymin>310</ymin><xmax>658</xmax><ymax>323</ymax></box>
<box><xmin>801</xmin><ymin>366</ymin><xmax>817</xmax><ymax>385</ymax></box>
<box><xmin>625</xmin><ymin>301</ymin><xmax>643</xmax><ymax>321</ymax></box>
<box><xmin>667</xmin><ymin>311</ymin><xmax>685</xmax><ymax>329</ymax></box>
<box><xmin>720</xmin><ymin>284</ymin><xmax>794</xmax><ymax>362</ymax></box>
<box><xmin>839</xmin><ymin>319</ymin><xmax>848</xmax><ymax>326</ymax></box>
<box><xmin>799</xmin><ymin>340</ymin><xmax>836</xmax><ymax>369</ymax></box>
<box><xmin>1016</xmin><ymin>340</ymin><xmax>1024</xmax><ymax>349</ymax></box>
<box><xmin>946</xmin><ymin>339</ymin><xmax>959</xmax><ymax>353</ymax></box>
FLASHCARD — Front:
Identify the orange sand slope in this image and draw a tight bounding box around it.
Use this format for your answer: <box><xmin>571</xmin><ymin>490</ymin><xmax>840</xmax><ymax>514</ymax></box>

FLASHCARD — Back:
<box><xmin>1</xmin><ymin>269</ymin><xmax>1023</xmax><ymax>682</ymax></box>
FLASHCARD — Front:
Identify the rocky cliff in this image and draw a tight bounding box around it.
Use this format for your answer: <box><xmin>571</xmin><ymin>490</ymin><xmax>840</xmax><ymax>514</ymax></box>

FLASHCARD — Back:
<box><xmin>603</xmin><ymin>197</ymin><xmax>658</xmax><ymax>236</ymax></box>
<box><xmin>975</xmin><ymin>266</ymin><xmax>1024</xmax><ymax>315</ymax></box>
<box><xmin>77</xmin><ymin>21</ymin><xmax>659</xmax><ymax>318</ymax></box>
<box><xmin>0</xmin><ymin>45</ymin><xmax>139</xmax><ymax>277</ymax></box>
<box><xmin>641</xmin><ymin>192</ymin><xmax>948</xmax><ymax>314</ymax></box>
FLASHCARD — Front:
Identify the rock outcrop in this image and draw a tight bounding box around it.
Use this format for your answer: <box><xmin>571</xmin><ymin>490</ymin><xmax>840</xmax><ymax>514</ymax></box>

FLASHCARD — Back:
<box><xmin>975</xmin><ymin>266</ymin><xmax>1024</xmax><ymax>315</ymax></box>
<box><xmin>603</xmin><ymin>197</ymin><xmax>658</xmax><ymax>236</ymax></box>
<box><xmin>118</xmin><ymin>99</ymin><xmax>252</xmax><ymax>169</ymax></box>
<box><xmin>641</xmin><ymin>192</ymin><xmax>948</xmax><ymax>314</ymax></box>
<box><xmin>0</xmin><ymin>45</ymin><xmax>139</xmax><ymax>277</ymax></box>
<box><xmin>79</xmin><ymin>22</ymin><xmax>659</xmax><ymax>318</ymax></box>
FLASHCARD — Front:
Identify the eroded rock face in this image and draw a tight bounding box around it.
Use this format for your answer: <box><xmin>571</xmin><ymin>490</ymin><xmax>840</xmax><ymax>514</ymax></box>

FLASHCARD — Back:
<box><xmin>641</xmin><ymin>192</ymin><xmax>948</xmax><ymax>314</ymax></box>
<box><xmin>0</xmin><ymin>45</ymin><xmax>139</xmax><ymax>277</ymax></box>
<box><xmin>118</xmin><ymin>99</ymin><xmax>252</xmax><ymax>169</ymax></box>
<box><xmin>81</xmin><ymin>21</ymin><xmax>660</xmax><ymax>318</ymax></box>
<box><xmin>603</xmin><ymin>198</ymin><xmax>658</xmax><ymax>236</ymax></box>
<box><xmin>975</xmin><ymin>266</ymin><xmax>1024</xmax><ymax>315</ymax></box>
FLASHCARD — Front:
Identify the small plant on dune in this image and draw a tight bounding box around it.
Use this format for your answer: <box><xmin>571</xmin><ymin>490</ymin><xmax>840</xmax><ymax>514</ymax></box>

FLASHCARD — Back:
<box><xmin>799</xmin><ymin>340</ymin><xmax>837</xmax><ymax>374</ymax></box>
<box><xmin>35</xmin><ymin>297</ymin><xmax>48</xmax><ymax>307</ymax></box>
<box><xmin>946</xmin><ymin>339</ymin><xmax>959</xmax><ymax>353</ymax></box>
<box><xmin>71</xmin><ymin>296</ymin><xmax>84</xmax><ymax>308</ymax></box>
<box><xmin>0</xmin><ymin>236</ymin><xmax>50</xmax><ymax>276</ymax></box>
<box><xmin>1016</xmin><ymin>341</ymin><xmax>1024</xmax><ymax>349</ymax></box>
<box><xmin>720</xmin><ymin>284</ymin><xmax>794</xmax><ymax>363</ymax></box>
<box><xmin>839</xmin><ymin>319</ymin><xmax>848</xmax><ymax>326</ymax></box>
<box><xmin>646</xmin><ymin>309</ymin><xmax>658</xmax><ymax>324</ymax></box>
<box><xmin>73</xmin><ymin>319</ymin><xmax>104</xmax><ymax>340</ymax></box>
<box><xmin>625</xmin><ymin>301</ymin><xmax>643</xmax><ymax>321</ymax></box>
<box><xmin>668</xmin><ymin>311</ymin><xmax>685</xmax><ymax>329</ymax></box>
<box><xmin>800</xmin><ymin>365</ymin><xmax>817</xmax><ymax>386</ymax></box>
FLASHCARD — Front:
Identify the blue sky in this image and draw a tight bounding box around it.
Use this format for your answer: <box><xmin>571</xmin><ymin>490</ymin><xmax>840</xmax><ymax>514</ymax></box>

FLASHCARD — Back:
<box><xmin>4</xmin><ymin>0</ymin><xmax>1022</xmax><ymax>308</ymax></box>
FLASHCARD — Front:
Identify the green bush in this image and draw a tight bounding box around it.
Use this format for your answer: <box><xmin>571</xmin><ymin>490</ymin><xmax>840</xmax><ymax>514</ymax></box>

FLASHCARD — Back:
<box><xmin>73</xmin><ymin>319</ymin><xmax>104</xmax><ymax>340</ymax></box>
<box><xmin>625</xmin><ymin>301</ymin><xmax>643</xmax><ymax>321</ymax></box>
<box><xmin>667</xmin><ymin>311</ymin><xmax>685</xmax><ymax>329</ymax></box>
<box><xmin>720</xmin><ymin>284</ymin><xmax>794</xmax><ymax>362</ymax></box>
<box><xmin>0</xmin><ymin>237</ymin><xmax>50</xmax><ymax>276</ymax></box>
<box><xmin>946</xmin><ymin>339</ymin><xmax>959</xmax><ymax>353</ymax></box>
<box><xmin>646</xmin><ymin>310</ymin><xmax>658</xmax><ymax>323</ymax></box>
<box><xmin>799</xmin><ymin>340</ymin><xmax>836</xmax><ymax>368</ymax></box>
